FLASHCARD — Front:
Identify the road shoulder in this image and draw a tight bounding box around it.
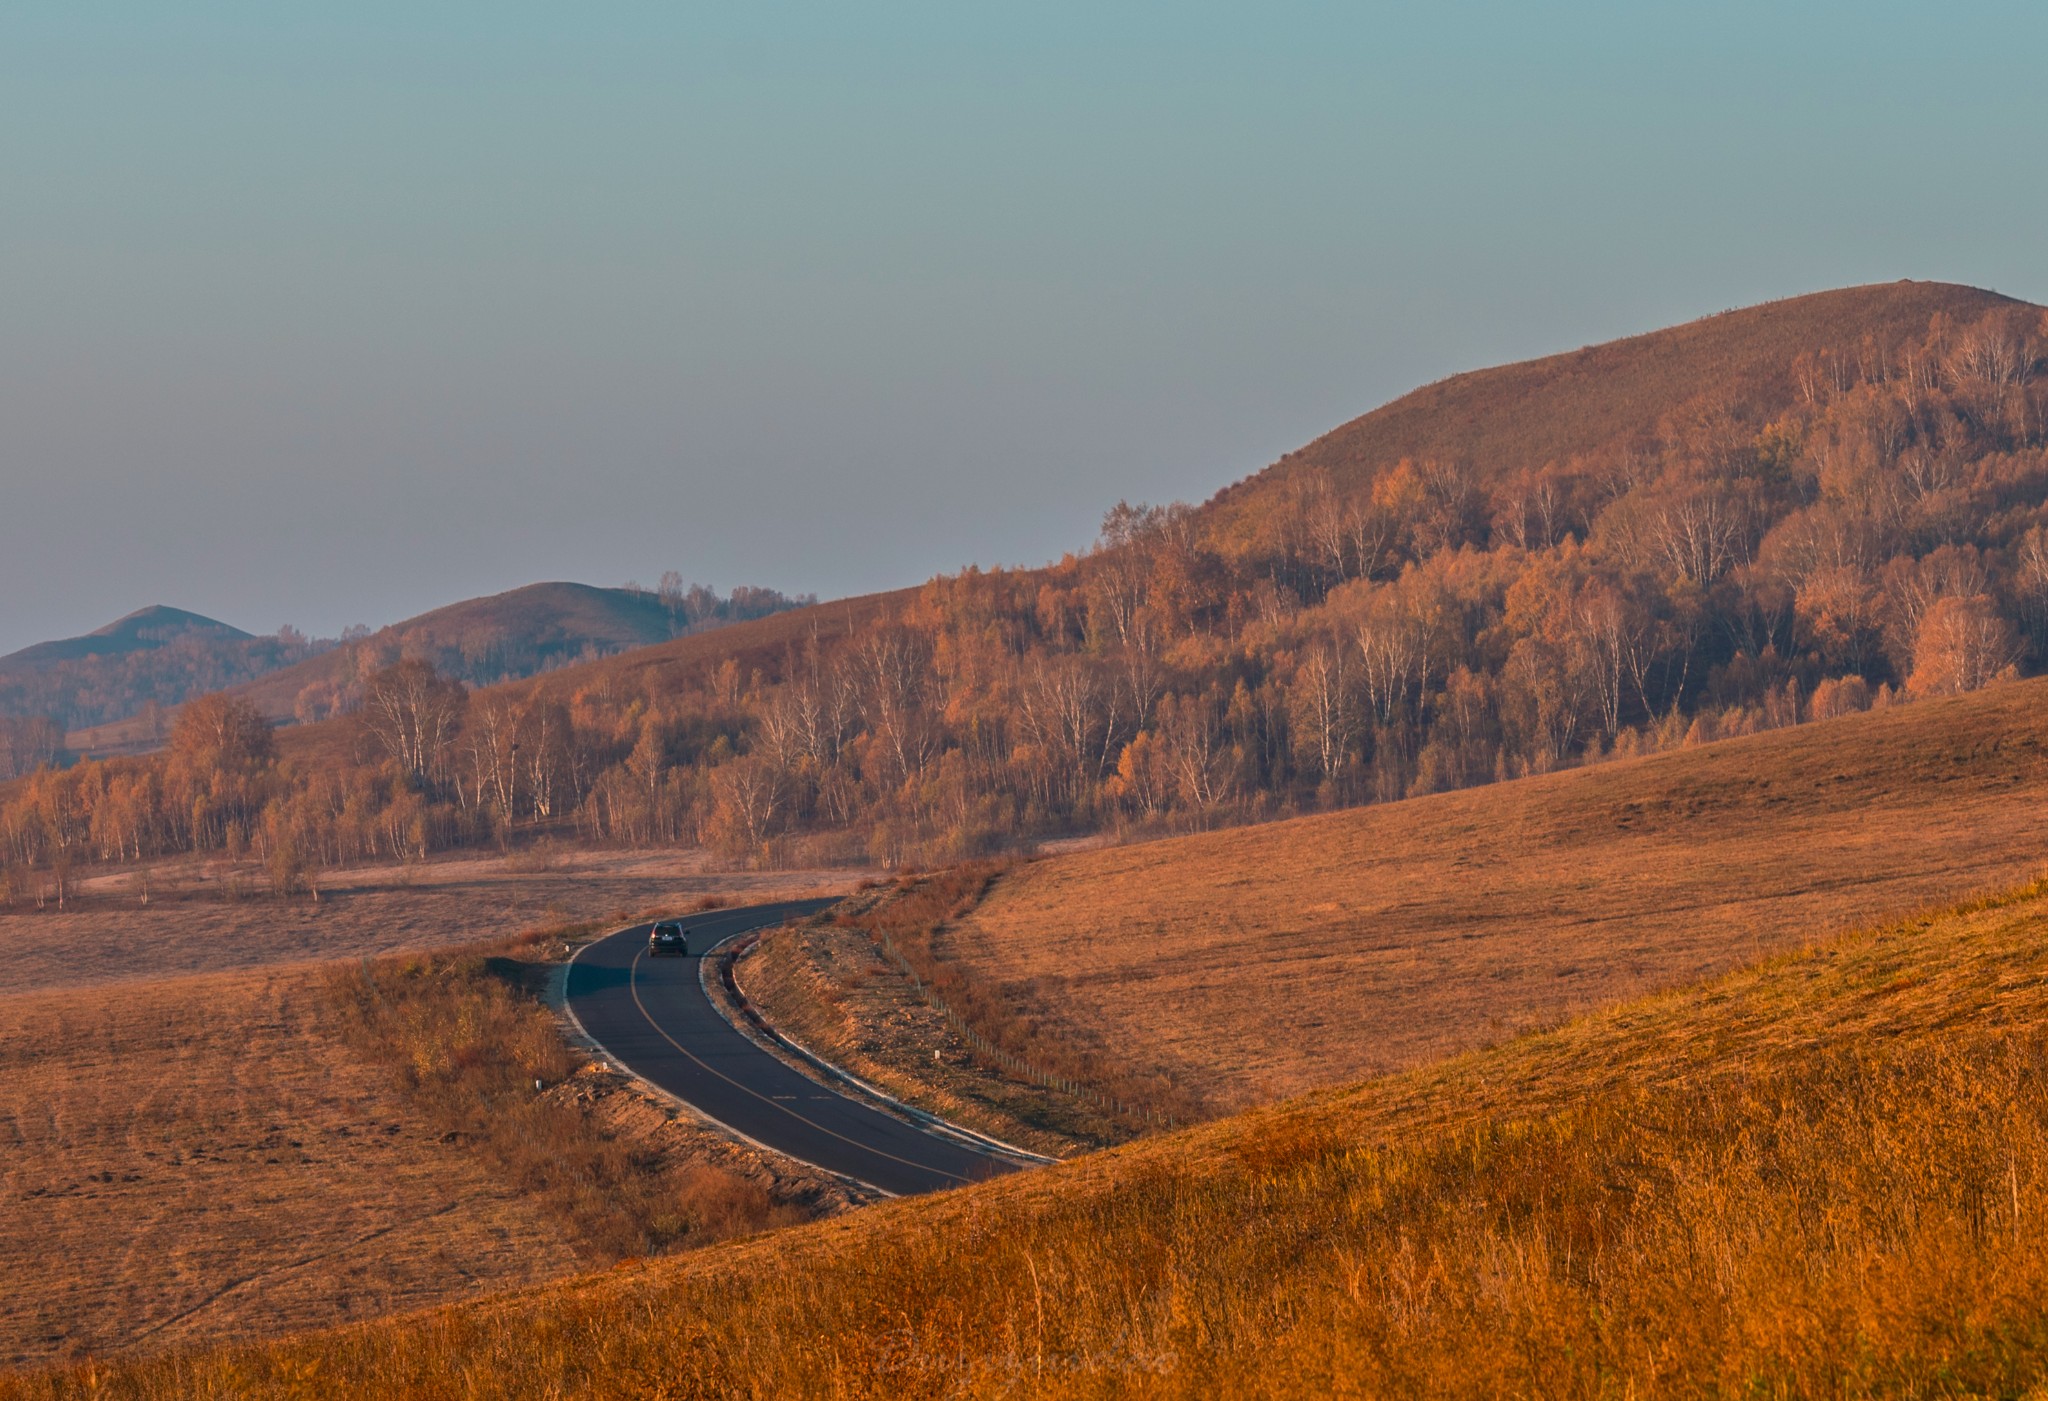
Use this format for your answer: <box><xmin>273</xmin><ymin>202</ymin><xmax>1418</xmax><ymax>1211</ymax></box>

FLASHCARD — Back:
<box><xmin>724</xmin><ymin>902</ymin><xmax>1130</xmax><ymax>1159</ymax></box>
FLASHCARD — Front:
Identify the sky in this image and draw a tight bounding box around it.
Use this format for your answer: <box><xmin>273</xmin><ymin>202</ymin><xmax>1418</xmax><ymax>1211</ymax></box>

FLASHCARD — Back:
<box><xmin>2</xmin><ymin>2</ymin><xmax>2045</xmax><ymax>653</ymax></box>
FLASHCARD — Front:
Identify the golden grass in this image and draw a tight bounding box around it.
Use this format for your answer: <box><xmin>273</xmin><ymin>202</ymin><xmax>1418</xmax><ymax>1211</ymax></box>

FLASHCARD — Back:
<box><xmin>0</xmin><ymin>967</ymin><xmax>578</xmax><ymax>1369</ymax></box>
<box><xmin>17</xmin><ymin>873</ymin><xmax>2048</xmax><ymax>1396</ymax></box>
<box><xmin>955</xmin><ymin>676</ymin><xmax>2048</xmax><ymax>1111</ymax></box>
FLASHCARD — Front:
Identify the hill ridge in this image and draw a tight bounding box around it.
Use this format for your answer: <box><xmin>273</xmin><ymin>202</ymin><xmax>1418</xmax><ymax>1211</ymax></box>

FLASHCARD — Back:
<box><xmin>0</xmin><ymin>604</ymin><xmax>251</xmax><ymax>673</ymax></box>
<box><xmin>57</xmin><ymin>579</ymin><xmax>811</xmax><ymax>753</ymax></box>
<box><xmin>228</xmin><ymin>579</ymin><xmax>804</xmax><ymax>725</ymax></box>
<box><xmin>1202</xmin><ymin>278</ymin><xmax>2028</xmax><ymax>537</ymax></box>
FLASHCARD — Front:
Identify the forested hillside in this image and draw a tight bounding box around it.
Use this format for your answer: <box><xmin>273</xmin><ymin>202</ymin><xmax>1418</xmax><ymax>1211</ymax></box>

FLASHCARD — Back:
<box><xmin>0</xmin><ymin>607</ymin><xmax>323</xmax><ymax>763</ymax></box>
<box><xmin>57</xmin><ymin>580</ymin><xmax>811</xmax><ymax>756</ymax></box>
<box><xmin>5</xmin><ymin>282</ymin><xmax>2046</xmax><ymax>887</ymax></box>
<box><xmin>232</xmin><ymin>579</ymin><xmax>811</xmax><ymax>726</ymax></box>
<box><xmin>1206</xmin><ymin>279</ymin><xmax>2024</xmax><ymax>532</ymax></box>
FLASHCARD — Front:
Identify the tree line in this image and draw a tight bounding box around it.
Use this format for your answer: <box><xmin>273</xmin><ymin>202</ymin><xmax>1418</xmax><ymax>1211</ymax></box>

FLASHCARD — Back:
<box><xmin>4</xmin><ymin>307</ymin><xmax>2046</xmax><ymax>894</ymax></box>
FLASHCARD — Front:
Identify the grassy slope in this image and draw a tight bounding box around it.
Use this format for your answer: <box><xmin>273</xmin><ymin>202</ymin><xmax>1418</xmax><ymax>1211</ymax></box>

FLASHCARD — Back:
<box><xmin>0</xmin><ymin>856</ymin><xmax>865</xmax><ymax>1365</ymax></box>
<box><xmin>1201</xmin><ymin>279</ymin><xmax>2025</xmax><ymax>539</ymax></box>
<box><xmin>19</xmin><ymin>876</ymin><xmax>2048</xmax><ymax>1396</ymax></box>
<box><xmin>730</xmin><ymin>894</ymin><xmax>1124</xmax><ymax>1158</ymax></box>
<box><xmin>954</xmin><ymin>675</ymin><xmax>2048</xmax><ymax>1111</ymax></box>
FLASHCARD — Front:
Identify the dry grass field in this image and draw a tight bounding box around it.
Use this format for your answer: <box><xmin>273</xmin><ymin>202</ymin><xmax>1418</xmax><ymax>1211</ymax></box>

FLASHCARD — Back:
<box><xmin>0</xmin><ymin>966</ymin><xmax>580</xmax><ymax>1368</ymax></box>
<box><xmin>2</xmin><ymin>848</ymin><xmax>855</xmax><ymax>995</ymax></box>
<box><xmin>951</xmin><ymin>676</ymin><xmax>2048</xmax><ymax>1110</ymax></box>
<box><xmin>19</xmin><ymin>875</ymin><xmax>2048</xmax><ymax>1397</ymax></box>
<box><xmin>0</xmin><ymin>850</ymin><xmax>868</xmax><ymax>1368</ymax></box>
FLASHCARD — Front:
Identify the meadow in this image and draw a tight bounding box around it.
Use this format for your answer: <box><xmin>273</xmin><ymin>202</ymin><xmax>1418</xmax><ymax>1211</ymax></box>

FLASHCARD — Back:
<box><xmin>951</xmin><ymin>673</ymin><xmax>2048</xmax><ymax>1111</ymax></box>
<box><xmin>1</xmin><ymin>848</ymin><xmax>851</xmax><ymax>996</ymax></box>
<box><xmin>14</xmin><ymin>873</ymin><xmax>2048</xmax><ymax>1395</ymax></box>
<box><xmin>0</xmin><ymin>965</ymin><xmax>578</xmax><ymax>1367</ymax></box>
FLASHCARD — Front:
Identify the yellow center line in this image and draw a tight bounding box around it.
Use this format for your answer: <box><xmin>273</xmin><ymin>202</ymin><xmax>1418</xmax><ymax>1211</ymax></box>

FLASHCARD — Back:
<box><xmin>625</xmin><ymin>941</ymin><xmax>972</xmax><ymax>1186</ymax></box>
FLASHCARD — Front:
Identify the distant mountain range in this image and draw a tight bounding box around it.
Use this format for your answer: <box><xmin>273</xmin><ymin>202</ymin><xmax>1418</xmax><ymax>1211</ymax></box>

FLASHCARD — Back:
<box><xmin>228</xmin><ymin>580</ymin><xmax>806</xmax><ymax>725</ymax></box>
<box><xmin>0</xmin><ymin>606</ymin><xmax>326</xmax><ymax>744</ymax></box>
<box><xmin>0</xmin><ymin>605</ymin><xmax>256</xmax><ymax>670</ymax></box>
<box><xmin>48</xmin><ymin>580</ymin><xmax>810</xmax><ymax>756</ymax></box>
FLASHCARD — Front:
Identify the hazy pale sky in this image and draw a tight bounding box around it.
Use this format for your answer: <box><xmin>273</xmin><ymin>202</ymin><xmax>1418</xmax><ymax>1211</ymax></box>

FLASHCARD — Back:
<box><xmin>2</xmin><ymin>2</ymin><xmax>2044</xmax><ymax>653</ymax></box>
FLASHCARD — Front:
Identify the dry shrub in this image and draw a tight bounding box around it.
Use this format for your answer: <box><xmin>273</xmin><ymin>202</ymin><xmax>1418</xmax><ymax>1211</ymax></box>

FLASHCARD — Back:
<box><xmin>500</xmin><ymin>841</ymin><xmax>560</xmax><ymax>874</ymax></box>
<box><xmin>667</xmin><ymin>1163</ymin><xmax>781</xmax><ymax>1242</ymax></box>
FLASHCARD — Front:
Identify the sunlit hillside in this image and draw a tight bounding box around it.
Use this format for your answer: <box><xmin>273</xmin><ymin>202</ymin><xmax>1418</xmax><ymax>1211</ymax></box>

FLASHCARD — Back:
<box><xmin>18</xmin><ymin>872</ymin><xmax>2048</xmax><ymax>1397</ymax></box>
<box><xmin>1202</xmin><ymin>278</ymin><xmax>2025</xmax><ymax>544</ymax></box>
<box><xmin>945</xmin><ymin>671</ymin><xmax>2048</xmax><ymax>1111</ymax></box>
<box><xmin>9</xmin><ymin>282</ymin><xmax>2046</xmax><ymax>896</ymax></box>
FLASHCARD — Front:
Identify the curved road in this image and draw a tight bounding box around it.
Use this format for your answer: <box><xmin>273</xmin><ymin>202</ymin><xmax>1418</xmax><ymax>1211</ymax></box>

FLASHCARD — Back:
<box><xmin>564</xmin><ymin>899</ymin><xmax>1025</xmax><ymax>1196</ymax></box>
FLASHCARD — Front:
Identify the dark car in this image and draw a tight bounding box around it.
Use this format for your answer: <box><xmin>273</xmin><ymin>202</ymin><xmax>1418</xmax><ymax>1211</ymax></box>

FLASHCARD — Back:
<box><xmin>647</xmin><ymin>922</ymin><xmax>690</xmax><ymax>958</ymax></box>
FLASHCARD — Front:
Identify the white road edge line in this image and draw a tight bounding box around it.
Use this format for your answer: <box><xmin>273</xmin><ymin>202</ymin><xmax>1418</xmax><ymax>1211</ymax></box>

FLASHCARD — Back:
<box><xmin>562</xmin><ymin>913</ymin><xmax>899</xmax><ymax>1200</ymax></box>
<box><xmin>706</xmin><ymin>930</ymin><xmax>1058</xmax><ymax>1166</ymax></box>
<box><xmin>630</xmin><ymin>943</ymin><xmax>971</xmax><ymax>1184</ymax></box>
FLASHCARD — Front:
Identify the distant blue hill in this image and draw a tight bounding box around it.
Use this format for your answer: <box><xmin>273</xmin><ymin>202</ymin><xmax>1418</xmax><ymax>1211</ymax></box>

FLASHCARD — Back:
<box><xmin>0</xmin><ymin>605</ymin><xmax>254</xmax><ymax>673</ymax></box>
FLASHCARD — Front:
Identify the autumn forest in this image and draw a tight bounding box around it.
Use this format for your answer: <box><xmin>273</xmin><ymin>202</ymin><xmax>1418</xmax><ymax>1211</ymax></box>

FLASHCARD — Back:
<box><xmin>6</xmin><ymin>298</ymin><xmax>2048</xmax><ymax>901</ymax></box>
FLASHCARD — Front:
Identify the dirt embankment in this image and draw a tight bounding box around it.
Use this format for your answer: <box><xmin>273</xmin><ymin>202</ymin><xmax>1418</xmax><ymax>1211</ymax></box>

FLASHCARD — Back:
<box><xmin>727</xmin><ymin>893</ymin><xmax>1114</xmax><ymax>1161</ymax></box>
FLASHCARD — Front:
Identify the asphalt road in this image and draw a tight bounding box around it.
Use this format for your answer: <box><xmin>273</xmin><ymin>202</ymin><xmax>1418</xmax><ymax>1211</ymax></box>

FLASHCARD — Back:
<box><xmin>564</xmin><ymin>899</ymin><xmax>1026</xmax><ymax>1196</ymax></box>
